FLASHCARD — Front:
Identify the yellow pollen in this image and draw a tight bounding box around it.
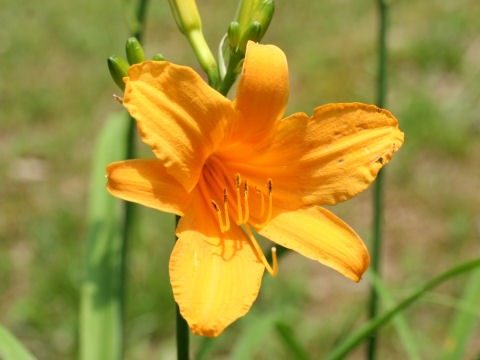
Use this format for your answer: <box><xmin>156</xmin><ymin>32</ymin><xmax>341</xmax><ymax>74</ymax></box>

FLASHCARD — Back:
<box><xmin>244</xmin><ymin>225</ymin><xmax>278</xmax><ymax>276</ymax></box>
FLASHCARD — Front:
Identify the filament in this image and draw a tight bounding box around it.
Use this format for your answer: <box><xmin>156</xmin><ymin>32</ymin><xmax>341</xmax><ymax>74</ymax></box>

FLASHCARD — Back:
<box><xmin>235</xmin><ymin>174</ymin><xmax>243</xmax><ymax>224</ymax></box>
<box><xmin>254</xmin><ymin>179</ymin><xmax>273</xmax><ymax>227</ymax></box>
<box><xmin>255</xmin><ymin>186</ymin><xmax>265</xmax><ymax>217</ymax></box>
<box><xmin>223</xmin><ymin>188</ymin><xmax>230</xmax><ymax>231</ymax></box>
<box><xmin>244</xmin><ymin>225</ymin><xmax>278</xmax><ymax>276</ymax></box>
<box><xmin>243</xmin><ymin>180</ymin><xmax>249</xmax><ymax>224</ymax></box>
<box><xmin>211</xmin><ymin>200</ymin><xmax>227</xmax><ymax>233</ymax></box>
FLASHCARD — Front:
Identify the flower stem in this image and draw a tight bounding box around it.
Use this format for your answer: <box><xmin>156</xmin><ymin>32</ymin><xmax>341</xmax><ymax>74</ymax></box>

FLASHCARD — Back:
<box><xmin>121</xmin><ymin>0</ymin><xmax>149</xmax><ymax>355</ymax></box>
<box><xmin>367</xmin><ymin>0</ymin><xmax>388</xmax><ymax>359</ymax></box>
<box><xmin>218</xmin><ymin>51</ymin><xmax>243</xmax><ymax>96</ymax></box>
<box><xmin>175</xmin><ymin>215</ymin><xmax>190</xmax><ymax>360</ymax></box>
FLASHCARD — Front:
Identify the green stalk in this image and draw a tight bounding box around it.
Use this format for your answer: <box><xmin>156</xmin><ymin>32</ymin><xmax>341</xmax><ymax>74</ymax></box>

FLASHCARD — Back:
<box><xmin>218</xmin><ymin>51</ymin><xmax>243</xmax><ymax>96</ymax></box>
<box><xmin>327</xmin><ymin>258</ymin><xmax>480</xmax><ymax>360</ymax></box>
<box><xmin>120</xmin><ymin>0</ymin><xmax>149</xmax><ymax>353</ymax></box>
<box><xmin>367</xmin><ymin>0</ymin><xmax>388</xmax><ymax>358</ymax></box>
<box><xmin>175</xmin><ymin>215</ymin><xmax>190</xmax><ymax>360</ymax></box>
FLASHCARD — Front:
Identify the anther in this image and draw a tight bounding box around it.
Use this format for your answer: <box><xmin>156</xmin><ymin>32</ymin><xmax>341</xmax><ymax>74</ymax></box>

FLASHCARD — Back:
<box><xmin>244</xmin><ymin>226</ymin><xmax>278</xmax><ymax>276</ymax></box>
<box><xmin>211</xmin><ymin>200</ymin><xmax>226</xmax><ymax>233</ymax></box>
<box><xmin>223</xmin><ymin>189</ymin><xmax>230</xmax><ymax>231</ymax></box>
<box><xmin>235</xmin><ymin>174</ymin><xmax>243</xmax><ymax>225</ymax></box>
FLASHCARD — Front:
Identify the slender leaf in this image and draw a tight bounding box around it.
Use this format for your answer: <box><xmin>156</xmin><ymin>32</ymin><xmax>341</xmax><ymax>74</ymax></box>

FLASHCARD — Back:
<box><xmin>326</xmin><ymin>258</ymin><xmax>480</xmax><ymax>360</ymax></box>
<box><xmin>0</xmin><ymin>326</ymin><xmax>36</xmax><ymax>360</ymax></box>
<box><xmin>368</xmin><ymin>271</ymin><xmax>420</xmax><ymax>360</ymax></box>
<box><xmin>441</xmin><ymin>269</ymin><xmax>480</xmax><ymax>360</ymax></box>
<box><xmin>195</xmin><ymin>337</ymin><xmax>216</xmax><ymax>360</ymax></box>
<box><xmin>275</xmin><ymin>321</ymin><xmax>311</xmax><ymax>360</ymax></box>
<box><xmin>80</xmin><ymin>112</ymin><xmax>131</xmax><ymax>360</ymax></box>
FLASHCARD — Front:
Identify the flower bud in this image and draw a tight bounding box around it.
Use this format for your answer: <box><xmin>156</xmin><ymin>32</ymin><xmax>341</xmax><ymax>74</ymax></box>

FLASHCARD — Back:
<box><xmin>152</xmin><ymin>53</ymin><xmax>165</xmax><ymax>61</ymax></box>
<box><xmin>107</xmin><ymin>56</ymin><xmax>129</xmax><ymax>90</ymax></box>
<box><xmin>125</xmin><ymin>37</ymin><xmax>146</xmax><ymax>65</ymax></box>
<box><xmin>238</xmin><ymin>21</ymin><xmax>262</xmax><ymax>54</ymax></box>
<box><xmin>237</xmin><ymin>0</ymin><xmax>274</xmax><ymax>43</ymax></box>
<box><xmin>168</xmin><ymin>0</ymin><xmax>202</xmax><ymax>34</ymax></box>
<box><xmin>227</xmin><ymin>21</ymin><xmax>240</xmax><ymax>51</ymax></box>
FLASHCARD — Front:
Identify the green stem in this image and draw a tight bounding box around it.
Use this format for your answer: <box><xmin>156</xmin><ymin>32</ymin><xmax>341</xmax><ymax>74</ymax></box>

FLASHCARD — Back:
<box><xmin>218</xmin><ymin>52</ymin><xmax>243</xmax><ymax>96</ymax></box>
<box><xmin>121</xmin><ymin>0</ymin><xmax>149</xmax><ymax>354</ymax></box>
<box><xmin>175</xmin><ymin>215</ymin><xmax>190</xmax><ymax>360</ymax></box>
<box><xmin>133</xmin><ymin>0</ymin><xmax>148</xmax><ymax>41</ymax></box>
<box><xmin>327</xmin><ymin>258</ymin><xmax>480</xmax><ymax>360</ymax></box>
<box><xmin>367</xmin><ymin>0</ymin><xmax>388</xmax><ymax>358</ymax></box>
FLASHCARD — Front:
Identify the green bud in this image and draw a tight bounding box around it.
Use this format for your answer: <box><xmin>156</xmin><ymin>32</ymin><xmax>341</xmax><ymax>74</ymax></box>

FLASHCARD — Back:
<box><xmin>239</xmin><ymin>21</ymin><xmax>262</xmax><ymax>53</ymax></box>
<box><xmin>125</xmin><ymin>37</ymin><xmax>146</xmax><ymax>65</ymax></box>
<box><xmin>152</xmin><ymin>53</ymin><xmax>165</xmax><ymax>61</ymax></box>
<box><xmin>168</xmin><ymin>0</ymin><xmax>202</xmax><ymax>34</ymax></box>
<box><xmin>253</xmin><ymin>0</ymin><xmax>274</xmax><ymax>39</ymax></box>
<box><xmin>237</xmin><ymin>0</ymin><xmax>274</xmax><ymax>45</ymax></box>
<box><xmin>107</xmin><ymin>56</ymin><xmax>129</xmax><ymax>90</ymax></box>
<box><xmin>227</xmin><ymin>21</ymin><xmax>240</xmax><ymax>51</ymax></box>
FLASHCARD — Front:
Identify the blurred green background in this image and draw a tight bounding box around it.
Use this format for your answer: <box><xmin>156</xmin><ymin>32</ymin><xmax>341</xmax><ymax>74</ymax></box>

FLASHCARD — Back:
<box><xmin>1</xmin><ymin>0</ymin><xmax>479</xmax><ymax>359</ymax></box>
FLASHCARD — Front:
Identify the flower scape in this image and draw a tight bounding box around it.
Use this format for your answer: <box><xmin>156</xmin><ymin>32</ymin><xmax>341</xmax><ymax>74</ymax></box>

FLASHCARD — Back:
<box><xmin>106</xmin><ymin>41</ymin><xmax>404</xmax><ymax>337</ymax></box>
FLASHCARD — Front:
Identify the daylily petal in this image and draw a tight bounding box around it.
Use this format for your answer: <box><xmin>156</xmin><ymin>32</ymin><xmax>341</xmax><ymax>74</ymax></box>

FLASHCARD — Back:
<box><xmin>259</xmin><ymin>206</ymin><xmax>369</xmax><ymax>282</ymax></box>
<box><xmin>231</xmin><ymin>41</ymin><xmax>289</xmax><ymax>142</ymax></box>
<box><xmin>106</xmin><ymin>159</ymin><xmax>191</xmax><ymax>216</ymax></box>
<box><xmin>123</xmin><ymin>61</ymin><xmax>234</xmax><ymax>191</ymax></box>
<box><xmin>171</xmin><ymin>188</ymin><xmax>265</xmax><ymax>337</ymax></box>
<box><xmin>221</xmin><ymin>103</ymin><xmax>404</xmax><ymax>209</ymax></box>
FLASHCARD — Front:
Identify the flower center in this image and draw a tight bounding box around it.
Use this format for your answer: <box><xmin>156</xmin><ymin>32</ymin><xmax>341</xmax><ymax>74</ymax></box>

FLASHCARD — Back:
<box><xmin>204</xmin><ymin>157</ymin><xmax>277</xmax><ymax>276</ymax></box>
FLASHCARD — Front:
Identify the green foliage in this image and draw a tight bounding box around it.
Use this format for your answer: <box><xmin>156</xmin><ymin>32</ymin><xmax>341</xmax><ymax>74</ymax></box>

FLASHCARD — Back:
<box><xmin>441</xmin><ymin>269</ymin><xmax>480</xmax><ymax>360</ymax></box>
<box><xmin>79</xmin><ymin>112</ymin><xmax>131</xmax><ymax>360</ymax></box>
<box><xmin>0</xmin><ymin>326</ymin><xmax>37</xmax><ymax>360</ymax></box>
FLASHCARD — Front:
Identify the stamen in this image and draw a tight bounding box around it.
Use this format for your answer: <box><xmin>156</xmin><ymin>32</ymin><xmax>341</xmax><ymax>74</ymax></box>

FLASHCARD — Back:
<box><xmin>243</xmin><ymin>180</ymin><xmax>249</xmax><ymax>223</ymax></box>
<box><xmin>266</xmin><ymin>178</ymin><xmax>273</xmax><ymax>224</ymax></box>
<box><xmin>255</xmin><ymin>186</ymin><xmax>265</xmax><ymax>216</ymax></box>
<box><xmin>223</xmin><ymin>189</ymin><xmax>230</xmax><ymax>231</ymax></box>
<box><xmin>244</xmin><ymin>225</ymin><xmax>278</xmax><ymax>276</ymax></box>
<box><xmin>235</xmin><ymin>174</ymin><xmax>243</xmax><ymax>224</ymax></box>
<box><xmin>254</xmin><ymin>179</ymin><xmax>273</xmax><ymax>227</ymax></box>
<box><xmin>211</xmin><ymin>200</ymin><xmax>226</xmax><ymax>233</ymax></box>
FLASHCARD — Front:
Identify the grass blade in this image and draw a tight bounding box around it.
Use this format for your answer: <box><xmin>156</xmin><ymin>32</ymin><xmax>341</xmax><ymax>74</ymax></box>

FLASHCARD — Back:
<box><xmin>368</xmin><ymin>271</ymin><xmax>420</xmax><ymax>360</ymax></box>
<box><xmin>441</xmin><ymin>268</ymin><xmax>480</xmax><ymax>360</ymax></box>
<box><xmin>0</xmin><ymin>326</ymin><xmax>36</xmax><ymax>360</ymax></box>
<box><xmin>275</xmin><ymin>321</ymin><xmax>311</xmax><ymax>360</ymax></box>
<box><xmin>326</xmin><ymin>258</ymin><xmax>480</xmax><ymax>360</ymax></box>
<box><xmin>80</xmin><ymin>112</ymin><xmax>131</xmax><ymax>360</ymax></box>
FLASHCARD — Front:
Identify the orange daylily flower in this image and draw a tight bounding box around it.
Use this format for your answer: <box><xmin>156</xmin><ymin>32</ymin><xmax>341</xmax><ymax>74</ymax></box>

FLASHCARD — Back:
<box><xmin>106</xmin><ymin>41</ymin><xmax>404</xmax><ymax>337</ymax></box>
